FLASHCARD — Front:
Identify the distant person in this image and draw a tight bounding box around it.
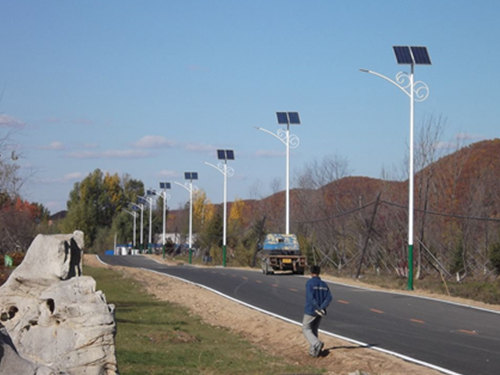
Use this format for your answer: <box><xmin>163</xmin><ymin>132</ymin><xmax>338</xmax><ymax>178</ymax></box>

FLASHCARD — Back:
<box><xmin>302</xmin><ymin>264</ymin><xmax>332</xmax><ymax>357</ymax></box>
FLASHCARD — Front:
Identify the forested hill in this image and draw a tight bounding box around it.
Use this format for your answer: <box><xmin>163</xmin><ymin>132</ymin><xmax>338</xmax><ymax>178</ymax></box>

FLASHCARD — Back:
<box><xmin>167</xmin><ymin>138</ymin><xmax>500</xmax><ymax>278</ymax></box>
<box><xmin>169</xmin><ymin>138</ymin><xmax>500</xmax><ymax>230</ymax></box>
<box><xmin>228</xmin><ymin>138</ymin><xmax>500</xmax><ymax>228</ymax></box>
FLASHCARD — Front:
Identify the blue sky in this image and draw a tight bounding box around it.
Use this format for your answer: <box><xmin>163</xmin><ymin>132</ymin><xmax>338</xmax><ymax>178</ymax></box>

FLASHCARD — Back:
<box><xmin>1</xmin><ymin>1</ymin><xmax>499</xmax><ymax>213</ymax></box>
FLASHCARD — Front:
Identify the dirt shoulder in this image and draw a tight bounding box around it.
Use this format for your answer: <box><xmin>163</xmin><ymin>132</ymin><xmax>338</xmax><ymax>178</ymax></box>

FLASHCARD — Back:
<box><xmin>85</xmin><ymin>254</ymin><xmax>494</xmax><ymax>375</ymax></box>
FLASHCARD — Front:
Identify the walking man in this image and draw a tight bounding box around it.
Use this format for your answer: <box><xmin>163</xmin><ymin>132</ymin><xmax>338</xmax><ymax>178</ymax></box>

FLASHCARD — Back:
<box><xmin>302</xmin><ymin>264</ymin><xmax>332</xmax><ymax>357</ymax></box>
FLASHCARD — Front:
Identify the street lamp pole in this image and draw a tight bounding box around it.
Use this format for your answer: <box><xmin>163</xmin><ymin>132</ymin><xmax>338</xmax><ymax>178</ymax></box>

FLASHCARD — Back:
<box><xmin>360</xmin><ymin>46</ymin><xmax>431</xmax><ymax>290</ymax></box>
<box><xmin>159</xmin><ymin>182</ymin><xmax>171</xmax><ymax>259</ymax></box>
<box><xmin>124</xmin><ymin>209</ymin><xmax>137</xmax><ymax>248</ymax></box>
<box><xmin>148</xmin><ymin>196</ymin><xmax>153</xmax><ymax>251</ymax></box>
<box><xmin>205</xmin><ymin>149</ymin><xmax>235</xmax><ymax>267</ymax></box>
<box><xmin>256</xmin><ymin>112</ymin><xmax>300</xmax><ymax>235</ymax></box>
<box><xmin>142</xmin><ymin>193</ymin><xmax>155</xmax><ymax>253</ymax></box>
<box><xmin>175</xmin><ymin>172</ymin><xmax>198</xmax><ymax>264</ymax></box>
<box><xmin>132</xmin><ymin>202</ymin><xmax>144</xmax><ymax>252</ymax></box>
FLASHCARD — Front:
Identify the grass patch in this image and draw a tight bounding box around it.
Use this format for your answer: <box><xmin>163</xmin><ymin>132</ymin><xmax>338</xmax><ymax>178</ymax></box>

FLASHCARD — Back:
<box><xmin>86</xmin><ymin>266</ymin><xmax>322</xmax><ymax>375</ymax></box>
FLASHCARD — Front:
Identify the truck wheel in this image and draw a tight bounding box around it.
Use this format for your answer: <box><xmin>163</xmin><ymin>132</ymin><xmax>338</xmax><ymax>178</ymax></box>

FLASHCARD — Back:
<box><xmin>262</xmin><ymin>261</ymin><xmax>272</xmax><ymax>275</ymax></box>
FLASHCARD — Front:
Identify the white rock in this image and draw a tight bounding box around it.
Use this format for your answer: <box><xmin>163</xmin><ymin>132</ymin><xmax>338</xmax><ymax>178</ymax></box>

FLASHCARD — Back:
<box><xmin>0</xmin><ymin>231</ymin><xmax>118</xmax><ymax>374</ymax></box>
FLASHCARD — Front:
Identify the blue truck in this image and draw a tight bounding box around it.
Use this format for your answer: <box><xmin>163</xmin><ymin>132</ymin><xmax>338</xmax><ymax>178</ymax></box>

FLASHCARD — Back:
<box><xmin>258</xmin><ymin>233</ymin><xmax>306</xmax><ymax>275</ymax></box>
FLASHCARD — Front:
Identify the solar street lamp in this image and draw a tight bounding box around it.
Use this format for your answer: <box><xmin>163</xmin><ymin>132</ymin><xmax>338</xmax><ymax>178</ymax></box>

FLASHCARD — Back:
<box><xmin>360</xmin><ymin>46</ymin><xmax>431</xmax><ymax>290</ymax></box>
<box><xmin>205</xmin><ymin>149</ymin><xmax>235</xmax><ymax>267</ymax></box>
<box><xmin>159</xmin><ymin>182</ymin><xmax>172</xmax><ymax>258</ymax></box>
<box><xmin>130</xmin><ymin>202</ymin><xmax>144</xmax><ymax>252</ymax></box>
<box><xmin>256</xmin><ymin>112</ymin><xmax>300</xmax><ymax>235</ymax></box>
<box><xmin>123</xmin><ymin>209</ymin><xmax>138</xmax><ymax>248</ymax></box>
<box><xmin>175</xmin><ymin>172</ymin><xmax>198</xmax><ymax>264</ymax></box>
<box><xmin>139</xmin><ymin>193</ymin><xmax>154</xmax><ymax>253</ymax></box>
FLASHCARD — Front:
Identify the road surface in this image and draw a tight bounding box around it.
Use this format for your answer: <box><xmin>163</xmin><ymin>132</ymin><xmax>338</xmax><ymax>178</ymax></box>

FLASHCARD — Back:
<box><xmin>98</xmin><ymin>255</ymin><xmax>500</xmax><ymax>375</ymax></box>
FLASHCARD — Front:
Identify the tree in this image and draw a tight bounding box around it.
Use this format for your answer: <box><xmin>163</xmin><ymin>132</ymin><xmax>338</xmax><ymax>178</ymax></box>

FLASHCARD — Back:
<box><xmin>0</xmin><ymin>130</ymin><xmax>45</xmax><ymax>253</ymax></box>
<box><xmin>192</xmin><ymin>190</ymin><xmax>215</xmax><ymax>233</ymax></box>
<box><xmin>62</xmin><ymin>169</ymin><xmax>132</xmax><ymax>250</ymax></box>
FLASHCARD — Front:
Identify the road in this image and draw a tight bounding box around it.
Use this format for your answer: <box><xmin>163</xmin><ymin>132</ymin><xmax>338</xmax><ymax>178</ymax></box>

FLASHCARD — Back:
<box><xmin>98</xmin><ymin>255</ymin><xmax>500</xmax><ymax>375</ymax></box>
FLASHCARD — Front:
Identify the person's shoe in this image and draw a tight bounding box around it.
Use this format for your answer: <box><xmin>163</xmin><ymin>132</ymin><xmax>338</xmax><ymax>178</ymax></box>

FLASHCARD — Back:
<box><xmin>313</xmin><ymin>341</ymin><xmax>324</xmax><ymax>357</ymax></box>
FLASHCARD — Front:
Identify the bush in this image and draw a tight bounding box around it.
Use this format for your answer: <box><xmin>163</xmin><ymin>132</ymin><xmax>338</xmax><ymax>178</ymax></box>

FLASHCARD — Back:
<box><xmin>489</xmin><ymin>242</ymin><xmax>500</xmax><ymax>275</ymax></box>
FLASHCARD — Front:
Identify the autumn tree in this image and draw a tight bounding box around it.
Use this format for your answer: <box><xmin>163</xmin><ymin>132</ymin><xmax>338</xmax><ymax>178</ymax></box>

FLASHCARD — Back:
<box><xmin>0</xmin><ymin>130</ymin><xmax>49</xmax><ymax>253</ymax></box>
<box><xmin>62</xmin><ymin>169</ymin><xmax>143</xmax><ymax>250</ymax></box>
<box><xmin>192</xmin><ymin>189</ymin><xmax>215</xmax><ymax>234</ymax></box>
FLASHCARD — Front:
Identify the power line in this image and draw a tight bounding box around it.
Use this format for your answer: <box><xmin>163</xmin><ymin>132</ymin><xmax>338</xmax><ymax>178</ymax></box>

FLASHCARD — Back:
<box><xmin>292</xmin><ymin>197</ymin><xmax>500</xmax><ymax>224</ymax></box>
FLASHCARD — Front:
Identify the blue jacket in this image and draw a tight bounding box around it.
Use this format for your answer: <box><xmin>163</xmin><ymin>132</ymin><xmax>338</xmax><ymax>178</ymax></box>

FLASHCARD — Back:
<box><xmin>304</xmin><ymin>276</ymin><xmax>333</xmax><ymax>316</ymax></box>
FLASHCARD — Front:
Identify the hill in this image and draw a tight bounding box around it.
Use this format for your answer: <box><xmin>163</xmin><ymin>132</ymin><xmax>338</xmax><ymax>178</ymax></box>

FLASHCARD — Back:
<box><xmin>168</xmin><ymin>139</ymin><xmax>500</xmax><ymax>280</ymax></box>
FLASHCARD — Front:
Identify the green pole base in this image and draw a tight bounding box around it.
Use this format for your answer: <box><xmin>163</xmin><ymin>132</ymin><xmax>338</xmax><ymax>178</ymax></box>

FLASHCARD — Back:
<box><xmin>189</xmin><ymin>249</ymin><xmax>192</xmax><ymax>264</ymax></box>
<box><xmin>407</xmin><ymin>243</ymin><xmax>414</xmax><ymax>291</ymax></box>
<box><xmin>222</xmin><ymin>245</ymin><xmax>227</xmax><ymax>267</ymax></box>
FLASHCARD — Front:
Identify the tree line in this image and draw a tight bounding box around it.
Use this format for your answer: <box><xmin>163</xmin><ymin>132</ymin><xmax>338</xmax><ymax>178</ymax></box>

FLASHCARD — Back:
<box><xmin>2</xmin><ymin>120</ymin><xmax>500</xmax><ymax>283</ymax></box>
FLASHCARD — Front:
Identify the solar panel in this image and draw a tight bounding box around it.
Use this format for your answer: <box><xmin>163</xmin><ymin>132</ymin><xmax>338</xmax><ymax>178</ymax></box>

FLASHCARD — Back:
<box><xmin>410</xmin><ymin>46</ymin><xmax>431</xmax><ymax>65</ymax></box>
<box><xmin>184</xmin><ymin>172</ymin><xmax>190</xmax><ymax>180</ymax></box>
<box><xmin>288</xmin><ymin>112</ymin><xmax>300</xmax><ymax>124</ymax></box>
<box><xmin>160</xmin><ymin>182</ymin><xmax>171</xmax><ymax>189</ymax></box>
<box><xmin>191</xmin><ymin>172</ymin><xmax>198</xmax><ymax>180</ymax></box>
<box><xmin>393</xmin><ymin>45</ymin><xmax>431</xmax><ymax>65</ymax></box>
<box><xmin>147</xmin><ymin>189</ymin><xmax>155</xmax><ymax>196</ymax></box>
<box><xmin>276</xmin><ymin>112</ymin><xmax>288</xmax><ymax>124</ymax></box>
<box><xmin>393</xmin><ymin>46</ymin><xmax>413</xmax><ymax>64</ymax></box>
<box><xmin>276</xmin><ymin>111</ymin><xmax>300</xmax><ymax>125</ymax></box>
<box><xmin>137</xmin><ymin>196</ymin><xmax>147</xmax><ymax>205</ymax></box>
<box><xmin>216</xmin><ymin>149</ymin><xmax>235</xmax><ymax>160</ymax></box>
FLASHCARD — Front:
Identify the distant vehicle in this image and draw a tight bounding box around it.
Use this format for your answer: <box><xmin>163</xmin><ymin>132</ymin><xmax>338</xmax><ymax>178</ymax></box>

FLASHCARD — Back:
<box><xmin>258</xmin><ymin>234</ymin><xmax>306</xmax><ymax>275</ymax></box>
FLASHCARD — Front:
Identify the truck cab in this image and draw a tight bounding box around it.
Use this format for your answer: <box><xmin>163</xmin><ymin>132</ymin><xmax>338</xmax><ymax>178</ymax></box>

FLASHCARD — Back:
<box><xmin>259</xmin><ymin>234</ymin><xmax>306</xmax><ymax>275</ymax></box>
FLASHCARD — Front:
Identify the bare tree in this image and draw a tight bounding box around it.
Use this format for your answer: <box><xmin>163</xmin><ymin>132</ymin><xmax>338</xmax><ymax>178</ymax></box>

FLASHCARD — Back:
<box><xmin>414</xmin><ymin>115</ymin><xmax>445</xmax><ymax>279</ymax></box>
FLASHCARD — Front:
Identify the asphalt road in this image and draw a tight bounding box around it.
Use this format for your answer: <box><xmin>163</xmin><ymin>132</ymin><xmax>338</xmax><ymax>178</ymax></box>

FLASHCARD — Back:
<box><xmin>98</xmin><ymin>255</ymin><xmax>500</xmax><ymax>375</ymax></box>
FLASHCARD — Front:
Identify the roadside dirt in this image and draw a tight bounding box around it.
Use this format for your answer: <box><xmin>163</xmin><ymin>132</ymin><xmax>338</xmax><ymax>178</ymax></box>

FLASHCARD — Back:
<box><xmin>84</xmin><ymin>254</ymin><xmax>498</xmax><ymax>375</ymax></box>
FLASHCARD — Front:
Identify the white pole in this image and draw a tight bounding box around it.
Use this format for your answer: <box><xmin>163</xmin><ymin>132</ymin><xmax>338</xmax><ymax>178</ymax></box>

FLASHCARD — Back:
<box><xmin>162</xmin><ymin>192</ymin><xmax>166</xmax><ymax>246</ymax></box>
<box><xmin>255</xmin><ymin>124</ymin><xmax>298</xmax><ymax>235</ymax></box>
<box><xmin>285</xmin><ymin>123</ymin><xmax>290</xmax><ymax>235</ymax></box>
<box><xmin>139</xmin><ymin>204</ymin><xmax>144</xmax><ymax>249</ymax></box>
<box><xmin>189</xmin><ymin>181</ymin><xmax>193</xmax><ymax>250</ymax></box>
<box><xmin>359</xmin><ymin>64</ymin><xmax>429</xmax><ymax>291</ymax></box>
<box><xmin>408</xmin><ymin>64</ymin><xmax>415</xmax><ymax>290</ymax></box>
<box><xmin>223</xmin><ymin>161</ymin><xmax>228</xmax><ymax>248</ymax></box>
<box><xmin>133</xmin><ymin>212</ymin><xmax>136</xmax><ymax>247</ymax></box>
<box><xmin>148</xmin><ymin>197</ymin><xmax>152</xmax><ymax>249</ymax></box>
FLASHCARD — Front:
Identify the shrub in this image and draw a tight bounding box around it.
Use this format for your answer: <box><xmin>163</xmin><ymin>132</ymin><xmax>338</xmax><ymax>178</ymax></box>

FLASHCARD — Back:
<box><xmin>489</xmin><ymin>242</ymin><xmax>500</xmax><ymax>275</ymax></box>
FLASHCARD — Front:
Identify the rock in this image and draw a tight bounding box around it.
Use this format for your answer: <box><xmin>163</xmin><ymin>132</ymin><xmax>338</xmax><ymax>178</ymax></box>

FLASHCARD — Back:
<box><xmin>0</xmin><ymin>327</ymin><xmax>61</xmax><ymax>375</ymax></box>
<box><xmin>0</xmin><ymin>231</ymin><xmax>118</xmax><ymax>374</ymax></box>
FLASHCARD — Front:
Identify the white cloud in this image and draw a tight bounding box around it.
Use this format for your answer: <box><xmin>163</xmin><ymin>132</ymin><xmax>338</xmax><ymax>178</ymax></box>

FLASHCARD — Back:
<box><xmin>63</xmin><ymin>172</ymin><xmax>85</xmax><ymax>181</ymax></box>
<box><xmin>133</xmin><ymin>135</ymin><xmax>174</xmax><ymax>149</ymax></box>
<box><xmin>184</xmin><ymin>142</ymin><xmax>216</xmax><ymax>153</ymax></box>
<box><xmin>40</xmin><ymin>141</ymin><xmax>65</xmax><ymax>150</ymax></box>
<box><xmin>66</xmin><ymin>149</ymin><xmax>151</xmax><ymax>159</ymax></box>
<box><xmin>0</xmin><ymin>114</ymin><xmax>25</xmax><ymax>129</ymax></box>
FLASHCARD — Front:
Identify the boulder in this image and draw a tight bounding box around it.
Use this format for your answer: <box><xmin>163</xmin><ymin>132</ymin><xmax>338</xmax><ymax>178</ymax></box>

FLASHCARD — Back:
<box><xmin>0</xmin><ymin>231</ymin><xmax>118</xmax><ymax>374</ymax></box>
<box><xmin>0</xmin><ymin>327</ymin><xmax>59</xmax><ymax>374</ymax></box>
